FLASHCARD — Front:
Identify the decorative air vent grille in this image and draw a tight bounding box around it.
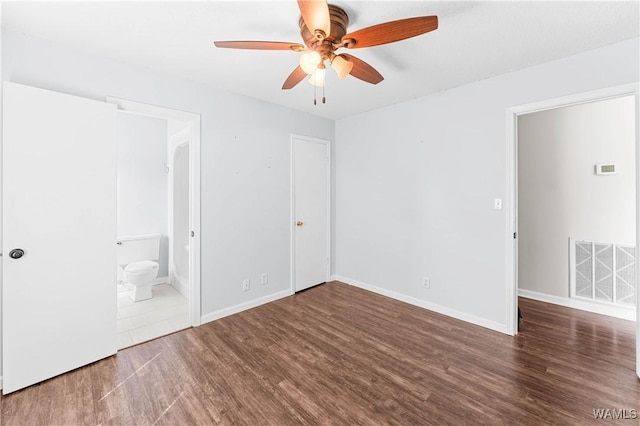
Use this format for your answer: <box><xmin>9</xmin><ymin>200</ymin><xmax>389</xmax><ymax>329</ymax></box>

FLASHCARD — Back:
<box><xmin>571</xmin><ymin>239</ymin><xmax>636</xmax><ymax>307</ymax></box>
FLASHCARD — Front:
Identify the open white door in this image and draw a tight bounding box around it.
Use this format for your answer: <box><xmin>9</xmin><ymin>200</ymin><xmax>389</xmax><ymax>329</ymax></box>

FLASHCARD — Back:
<box><xmin>2</xmin><ymin>82</ymin><xmax>117</xmax><ymax>394</ymax></box>
<box><xmin>292</xmin><ymin>135</ymin><xmax>330</xmax><ymax>292</ymax></box>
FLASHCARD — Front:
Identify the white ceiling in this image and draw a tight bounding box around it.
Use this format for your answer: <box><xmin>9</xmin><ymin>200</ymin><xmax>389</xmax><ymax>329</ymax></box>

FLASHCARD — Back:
<box><xmin>2</xmin><ymin>1</ymin><xmax>639</xmax><ymax>120</ymax></box>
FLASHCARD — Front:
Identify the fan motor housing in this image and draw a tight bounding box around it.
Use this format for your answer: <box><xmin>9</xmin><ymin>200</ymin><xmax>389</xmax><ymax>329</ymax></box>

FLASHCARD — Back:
<box><xmin>299</xmin><ymin>4</ymin><xmax>349</xmax><ymax>55</ymax></box>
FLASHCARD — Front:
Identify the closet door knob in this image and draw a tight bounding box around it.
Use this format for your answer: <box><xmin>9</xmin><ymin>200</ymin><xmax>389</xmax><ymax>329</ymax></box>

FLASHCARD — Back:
<box><xmin>296</xmin><ymin>221</ymin><xmax>304</xmax><ymax>226</ymax></box>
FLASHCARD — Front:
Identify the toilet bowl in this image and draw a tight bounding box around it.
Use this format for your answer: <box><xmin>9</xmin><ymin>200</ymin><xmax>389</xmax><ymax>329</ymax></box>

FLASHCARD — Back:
<box><xmin>117</xmin><ymin>234</ymin><xmax>161</xmax><ymax>302</ymax></box>
<box><xmin>124</xmin><ymin>260</ymin><xmax>159</xmax><ymax>302</ymax></box>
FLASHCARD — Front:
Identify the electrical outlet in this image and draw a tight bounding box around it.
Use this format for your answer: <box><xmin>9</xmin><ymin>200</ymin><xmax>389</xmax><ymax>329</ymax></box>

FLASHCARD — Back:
<box><xmin>242</xmin><ymin>279</ymin><xmax>250</xmax><ymax>292</ymax></box>
<box><xmin>261</xmin><ymin>273</ymin><xmax>268</xmax><ymax>285</ymax></box>
<box><xmin>423</xmin><ymin>277</ymin><xmax>430</xmax><ymax>289</ymax></box>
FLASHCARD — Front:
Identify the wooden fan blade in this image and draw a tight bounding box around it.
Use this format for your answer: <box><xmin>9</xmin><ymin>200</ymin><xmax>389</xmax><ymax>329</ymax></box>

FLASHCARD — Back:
<box><xmin>282</xmin><ymin>66</ymin><xmax>308</xmax><ymax>90</ymax></box>
<box><xmin>340</xmin><ymin>54</ymin><xmax>384</xmax><ymax>85</ymax></box>
<box><xmin>342</xmin><ymin>16</ymin><xmax>438</xmax><ymax>49</ymax></box>
<box><xmin>214</xmin><ymin>41</ymin><xmax>305</xmax><ymax>51</ymax></box>
<box><xmin>298</xmin><ymin>0</ymin><xmax>331</xmax><ymax>37</ymax></box>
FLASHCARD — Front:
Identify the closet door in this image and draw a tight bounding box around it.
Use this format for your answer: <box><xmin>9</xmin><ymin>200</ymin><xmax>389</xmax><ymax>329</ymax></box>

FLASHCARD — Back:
<box><xmin>292</xmin><ymin>134</ymin><xmax>330</xmax><ymax>292</ymax></box>
<box><xmin>2</xmin><ymin>82</ymin><xmax>117</xmax><ymax>394</ymax></box>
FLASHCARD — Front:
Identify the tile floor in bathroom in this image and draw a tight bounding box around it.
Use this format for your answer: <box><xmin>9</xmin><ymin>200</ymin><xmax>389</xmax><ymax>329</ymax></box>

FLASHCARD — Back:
<box><xmin>117</xmin><ymin>282</ymin><xmax>190</xmax><ymax>349</ymax></box>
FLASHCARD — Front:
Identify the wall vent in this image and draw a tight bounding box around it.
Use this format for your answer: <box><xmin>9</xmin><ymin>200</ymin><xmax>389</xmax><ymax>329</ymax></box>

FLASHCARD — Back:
<box><xmin>570</xmin><ymin>238</ymin><xmax>636</xmax><ymax>307</ymax></box>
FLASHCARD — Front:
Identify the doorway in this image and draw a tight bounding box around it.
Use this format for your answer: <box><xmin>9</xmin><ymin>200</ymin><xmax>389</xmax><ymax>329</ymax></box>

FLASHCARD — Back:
<box><xmin>506</xmin><ymin>83</ymin><xmax>640</xmax><ymax>377</ymax></box>
<box><xmin>517</xmin><ymin>96</ymin><xmax>636</xmax><ymax>319</ymax></box>
<box><xmin>0</xmin><ymin>85</ymin><xmax>202</xmax><ymax>393</ymax></box>
<box><xmin>107</xmin><ymin>97</ymin><xmax>201</xmax><ymax>346</ymax></box>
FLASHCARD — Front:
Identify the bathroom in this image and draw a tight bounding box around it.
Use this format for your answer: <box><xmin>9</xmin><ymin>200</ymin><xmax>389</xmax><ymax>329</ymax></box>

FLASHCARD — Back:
<box><xmin>115</xmin><ymin>111</ymin><xmax>191</xmax><ymax>348</ymax></box>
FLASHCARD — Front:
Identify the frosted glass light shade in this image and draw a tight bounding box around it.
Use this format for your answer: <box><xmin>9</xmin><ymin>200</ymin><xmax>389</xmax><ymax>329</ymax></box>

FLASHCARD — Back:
<box><xmin>308</xmin><ymin>68</ymin><xmax>326</xmax><ymax>87</ymax></box>
<box><xmin>331</xmin><ymin>55</ymin><xmax>353</xmax><ymax>79</ymax></box>
<box><xmin>299</xmin><ymin>51</ymin><xmax>322</xmax><ymax>74</ymax></box>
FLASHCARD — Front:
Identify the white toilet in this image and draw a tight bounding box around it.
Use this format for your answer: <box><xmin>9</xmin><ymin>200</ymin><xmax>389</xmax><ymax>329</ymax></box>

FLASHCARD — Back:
<box><xmin>117</xmin><ymin>234</ymin><xmax>161</xmax><ymax>302</ymax></box>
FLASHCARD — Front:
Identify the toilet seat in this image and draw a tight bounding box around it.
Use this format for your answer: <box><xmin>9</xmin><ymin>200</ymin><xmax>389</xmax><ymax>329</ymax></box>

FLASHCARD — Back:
<box><xmin>124</xmin><ymin>260</ymin><xmax>158</xmax><ymax>274</ymax></box>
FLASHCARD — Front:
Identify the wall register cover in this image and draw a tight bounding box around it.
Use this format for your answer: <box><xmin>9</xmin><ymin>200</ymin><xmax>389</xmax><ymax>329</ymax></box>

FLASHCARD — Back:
<box><xmin>573</xmin><ymin>239</ymin><xmax>636</xmax><ymax>306</ymax></box>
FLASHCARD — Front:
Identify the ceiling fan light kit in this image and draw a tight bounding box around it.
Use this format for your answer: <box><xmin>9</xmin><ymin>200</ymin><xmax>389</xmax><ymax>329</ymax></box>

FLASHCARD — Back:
<box><xmin>299</xmin><ymin>50</ymin><xmax>322</xmax><ymax>74</ymax></box>
<box><xmin>330</xmin><ymin>55</ymin><xmax>353</xmax><ymax>79</ymax></box>
<box><xmin>309</xmin><ymin>66</ymin><xmax>326</xmax><ymax>87</ymax></box>
<box><xmin>214</xmin><ymin>0</ymin><xmax>438</xmax><ymax>104</ymax></box>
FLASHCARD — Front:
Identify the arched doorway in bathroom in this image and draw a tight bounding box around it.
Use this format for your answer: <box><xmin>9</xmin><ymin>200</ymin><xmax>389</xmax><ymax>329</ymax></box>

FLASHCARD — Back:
<box><xmin>169</xmin><ymin>127</ymin><xmax>191</xmax><ymax>301</ymax></box>
<box><xmin>108</xmin><ymin>97</ymin><xmax>201</xmax><ymax>349</ymax></box>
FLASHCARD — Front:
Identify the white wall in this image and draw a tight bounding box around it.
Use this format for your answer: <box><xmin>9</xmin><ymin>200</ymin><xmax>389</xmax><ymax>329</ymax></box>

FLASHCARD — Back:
<box><xmin>116</xmin><ymin>112</ymin><xmax>169</xmax><ymax>277</ymax></box>
<box><xmin>0</xmin><ymin>28</ymin><xmax>334</xmax><ymax>320</ymax></box>
<box><xmin>518</xmin><ymin>96</ymin><xmax>636</xmax><ymax>298</ymax></box>
<box><xmin>335</xmin><ymin>37</ymin><xmax>639</xmax><ymax>332</ymax></box>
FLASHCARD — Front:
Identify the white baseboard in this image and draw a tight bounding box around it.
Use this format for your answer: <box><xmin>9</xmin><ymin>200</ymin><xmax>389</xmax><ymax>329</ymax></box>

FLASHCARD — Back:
<box><xmin>120</xmin><ymin>276</ymin><xmax>169</xmax><ymax>287</ymax></box>
<box><xmin>518</xmin><ymin>289</ymin><xmax>636</xmax><ymax>321</ymax></box>
<box><xmin>151</xmin><ymin>276</ymin><xmax>169</xmax><ymax>286</ymax></box>
<box><xmin>333</xmin><ymin>275</ymin><xmax>510</xmax><ymax>335</ymax></box>
<box><xmin>200</xmin><ymin>289</ymin><xmax>293</xmax><ymax>325</ymax></box>
<box><xmin>169</xmin><ymin>277</ymin><xmax>189</xmax><ymax>298</ymax></box>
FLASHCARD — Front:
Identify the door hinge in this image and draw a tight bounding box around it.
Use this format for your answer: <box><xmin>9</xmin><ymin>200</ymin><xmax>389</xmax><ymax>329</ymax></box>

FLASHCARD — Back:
<box><xmin>513</xmin><ymin>232</ymin><xmax>517</xmax><ymax>239</ymax></box>
<box><xmin>191</xmin><ymin>230</ymin><xmax>195</xmax><ymax>237</ymax></box>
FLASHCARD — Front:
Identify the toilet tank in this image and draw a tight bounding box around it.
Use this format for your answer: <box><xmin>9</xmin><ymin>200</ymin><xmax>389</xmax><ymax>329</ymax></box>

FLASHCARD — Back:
<box><xmin>117</xmin><ymin>234</ymin><xmax>161</xmax><ymax>265</ymax></box>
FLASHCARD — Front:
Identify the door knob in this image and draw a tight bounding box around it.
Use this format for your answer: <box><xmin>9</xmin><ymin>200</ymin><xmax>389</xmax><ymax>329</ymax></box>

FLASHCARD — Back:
<box><xmin>296</xmin><ymin>221</ymin><xmax>304</xmax><ymax>226</ymax></box>
<box><xmin>9</xmin><ymin>248</ymin><xmax>25</xmax><ymax>259</ymax></box>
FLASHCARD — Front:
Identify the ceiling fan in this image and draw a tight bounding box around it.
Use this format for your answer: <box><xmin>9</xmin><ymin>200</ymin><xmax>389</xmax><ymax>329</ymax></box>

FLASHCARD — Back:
<box><xmin>214</xmin><ymin>0</ymin><xmax>438</xmax><ymax>102</ymax></box>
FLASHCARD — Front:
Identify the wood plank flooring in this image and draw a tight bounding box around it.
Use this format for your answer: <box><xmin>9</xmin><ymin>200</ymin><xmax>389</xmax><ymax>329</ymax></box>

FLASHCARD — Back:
<box><xmin>1</xmin><ymin>281</ymin><xmax>638</xmax><ymax>425</ymax></box>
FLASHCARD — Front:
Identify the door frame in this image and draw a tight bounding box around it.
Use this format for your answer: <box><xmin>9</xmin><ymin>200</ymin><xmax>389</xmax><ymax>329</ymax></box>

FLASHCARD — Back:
<box><xmin>107</xmin><ymin>97</ymin><xmax>201</xmax><ymax>326</ymax></box>
<box><xmin>290</xmin><ymin>133</ymin><xmax>331</xmax><ymax>292</ymax></box>
<box><xmin>505</xmin><ymin>83</ymin><xmax>640</xmax><ymax>376</ymax></box>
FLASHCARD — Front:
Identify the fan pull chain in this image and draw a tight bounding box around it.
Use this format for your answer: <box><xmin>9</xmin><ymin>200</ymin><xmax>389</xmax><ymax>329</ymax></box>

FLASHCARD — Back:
<box><xmin>312</xmin><ymin>81</ymin><xmax>326</xmax><ymax>105</ymax></box>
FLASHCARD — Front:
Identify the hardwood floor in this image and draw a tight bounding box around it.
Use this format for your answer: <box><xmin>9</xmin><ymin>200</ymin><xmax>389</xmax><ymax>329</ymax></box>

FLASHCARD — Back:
<box><xmin>1</xmin><ymin>281</ymin><xmax>638</xmax><ymax>425</ymax></box>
